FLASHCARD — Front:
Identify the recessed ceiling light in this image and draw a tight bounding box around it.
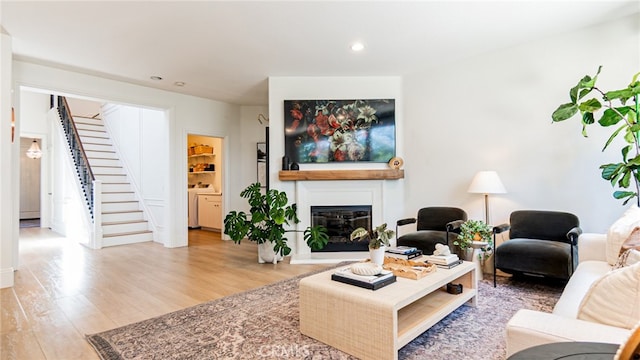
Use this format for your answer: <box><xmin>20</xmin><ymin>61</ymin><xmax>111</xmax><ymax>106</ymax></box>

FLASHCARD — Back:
<box><xmin>351</xmin><ymin>42</ymin><xmax>365</xmax><ymax>52</ymax></box>
<box><xmin>174</xmin><ymin>81</ymin><xmax>186</xmax><ymax>87</ymax></box>
<box><xmin>150</xmin><ymin>76</ymin><xmax>163</xmax><ymax>81</ymax></box>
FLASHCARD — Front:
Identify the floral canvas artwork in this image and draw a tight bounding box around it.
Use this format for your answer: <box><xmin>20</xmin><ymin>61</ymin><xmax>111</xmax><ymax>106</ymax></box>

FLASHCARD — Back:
<box><xmin>284</xmin><ymin>99</ymin><xmax>395</xmax><ymax>163</ymax></box>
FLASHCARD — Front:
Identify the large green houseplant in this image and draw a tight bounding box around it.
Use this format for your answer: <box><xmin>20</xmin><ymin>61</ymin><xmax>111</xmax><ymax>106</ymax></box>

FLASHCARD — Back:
<box><xmin>552</xmin><ymin>67</ymin><xmax>640</xmax><ymax>206</ymax></box>
<box><xmin>224</xmin><ymin>183</ymin><xmax>329</xmax><ymax>258</ymax></box>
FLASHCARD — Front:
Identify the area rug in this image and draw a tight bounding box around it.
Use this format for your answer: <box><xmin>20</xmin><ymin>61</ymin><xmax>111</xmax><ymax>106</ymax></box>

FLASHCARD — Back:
<box><xmin>86</xmin><ymin>272</ymin><xmax>564</xmax><ymax>360</ymax></box>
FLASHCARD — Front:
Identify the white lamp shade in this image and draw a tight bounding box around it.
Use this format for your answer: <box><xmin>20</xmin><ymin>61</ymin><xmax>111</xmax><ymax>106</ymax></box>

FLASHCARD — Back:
<box><xmin>26</xmin><ymin>140</ymin><xmax>42</xmax><ymax>159</ymax></box>
<box><xmin>468</xmin><ymin>171</ymin><xmax>506</xmax><ymax>194</ymax></box>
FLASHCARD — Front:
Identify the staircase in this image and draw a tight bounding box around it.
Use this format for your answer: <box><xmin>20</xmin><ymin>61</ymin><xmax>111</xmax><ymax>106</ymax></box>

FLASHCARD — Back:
<box><xmin>74</xmin><ymin>116</ymin><xmax>154</xmax><ymax>246</ymax></box>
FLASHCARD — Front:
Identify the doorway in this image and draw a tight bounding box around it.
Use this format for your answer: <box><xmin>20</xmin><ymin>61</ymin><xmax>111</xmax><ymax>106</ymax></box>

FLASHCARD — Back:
<box><xmin>19</xmin><ymin>137</ymin><xmax>41</xmax><ymax>228</ymax></box>
<box><xmin>187</xmin><ymin>134</ymin><xmax>224</xmax><ymax>239</ymax></box>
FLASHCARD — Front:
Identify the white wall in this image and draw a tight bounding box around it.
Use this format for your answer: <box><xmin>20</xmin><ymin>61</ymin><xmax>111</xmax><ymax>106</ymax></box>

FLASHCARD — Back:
<box><xmin>0</xmin><ymin>29</ymin><xmax>15</xmax><ymax>288</ymax></box>
<box><xmin>237</xmin><ymin>106</ymin><xmax>269</xmax><ymax>208</ymax></box>
<box><xmin>403</xmin><ymin>13</ymin><xmax>640</xmax><ymax>233</ymax></box>
<box><xmin>102</xmin><ymin>104</ymin><xmax>168</xmax><ymax>240</ymax></box>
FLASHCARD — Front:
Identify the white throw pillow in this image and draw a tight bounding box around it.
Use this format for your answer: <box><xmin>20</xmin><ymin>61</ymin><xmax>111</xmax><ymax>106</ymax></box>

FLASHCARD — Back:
<box><xmin>578</xmin><ymin>261</ymin><xmax>640</xmax><ymax>329</ymax></box>
<box><xmin>607</xmin><ymin>205</ymin><xmax>640</xmax><ymax>266</ymax></box>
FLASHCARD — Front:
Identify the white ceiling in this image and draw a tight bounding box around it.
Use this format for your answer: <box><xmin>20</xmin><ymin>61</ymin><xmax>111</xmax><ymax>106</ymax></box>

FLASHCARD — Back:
<box><xmin>2</xmin><ymin>1</ymin><xmax>638</xmax><ymax>106</ymax></box>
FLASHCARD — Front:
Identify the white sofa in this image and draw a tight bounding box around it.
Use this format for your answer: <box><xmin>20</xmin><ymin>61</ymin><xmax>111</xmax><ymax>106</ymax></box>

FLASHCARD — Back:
<box><xmin>505</xmin><ymin>232</ymin><xmax>632</xmax><ymax>356</ymax></box>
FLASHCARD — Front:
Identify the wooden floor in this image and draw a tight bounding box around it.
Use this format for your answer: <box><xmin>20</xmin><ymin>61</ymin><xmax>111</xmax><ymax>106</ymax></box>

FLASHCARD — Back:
<box><xmin>1</xmin><ymin>228</ymin><xmax>332</xmax><ymax>360</ymax></box>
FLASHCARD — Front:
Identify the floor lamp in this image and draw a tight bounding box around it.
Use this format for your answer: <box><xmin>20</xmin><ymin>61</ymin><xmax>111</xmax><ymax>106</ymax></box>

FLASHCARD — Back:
<box><xmin>468</xmin><ymin>171</ymin><xmax>506</xmax><ymax>225</ymax></box>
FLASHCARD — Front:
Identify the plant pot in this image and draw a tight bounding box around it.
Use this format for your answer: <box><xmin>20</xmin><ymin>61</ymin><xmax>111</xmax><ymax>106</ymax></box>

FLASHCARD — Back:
<box><xmin>258</xmin><ymin>242</ymin><xmax>283</xmax><ymax>264</ymax></box>
<box><xmin>369</xmin><ymin>245</ymin><xmax>386</xmax><ymax>265</ymax></box>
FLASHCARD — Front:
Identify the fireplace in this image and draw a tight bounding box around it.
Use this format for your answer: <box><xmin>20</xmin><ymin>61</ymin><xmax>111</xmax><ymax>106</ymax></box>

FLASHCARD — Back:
<box><xmin>289</xmin><ymin>179</ymin><xmax>394</xmax><ymax>264</ymax></box>
<box><xmin>311</xmin><ymin>205</ymin><xmax>371</xmax><ymax>252</ymax></box>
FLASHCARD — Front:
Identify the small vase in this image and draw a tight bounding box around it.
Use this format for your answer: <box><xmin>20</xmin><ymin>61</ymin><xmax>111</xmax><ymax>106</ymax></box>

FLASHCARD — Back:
<box><xmin>369</xmin><ymin>245</ymin><xmax>386</xmax><ymax>265</ymax></box>
<box><xmin>282</xmin><ymin>156</ymin><xmax>290</xmax><ymax>171</ymax></box>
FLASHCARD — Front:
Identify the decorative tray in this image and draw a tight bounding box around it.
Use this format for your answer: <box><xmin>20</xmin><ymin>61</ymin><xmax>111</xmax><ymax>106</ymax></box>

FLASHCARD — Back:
<box><xmin>381</xmin><ymin>257</ymin><xmax>437</xmax><ymax>280</ymax></box>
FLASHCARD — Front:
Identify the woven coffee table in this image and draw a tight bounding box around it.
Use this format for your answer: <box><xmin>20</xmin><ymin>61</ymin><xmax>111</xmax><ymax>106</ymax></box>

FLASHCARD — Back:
<box><xmin>299</xmin><ymin>261</ymin><xmax>477</xmax><ymax>360</ymax></box>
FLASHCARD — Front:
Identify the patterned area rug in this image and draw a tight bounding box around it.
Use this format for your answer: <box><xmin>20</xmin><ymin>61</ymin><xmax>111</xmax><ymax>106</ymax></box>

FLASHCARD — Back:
<box><xmin>86</xmin><ymin>272</ymin><xmax>564</xmax><ymax>360</ymax></box>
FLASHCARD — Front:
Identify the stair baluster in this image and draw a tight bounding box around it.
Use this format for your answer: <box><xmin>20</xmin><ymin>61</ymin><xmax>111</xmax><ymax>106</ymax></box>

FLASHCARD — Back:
<box><xmin>56</xmin><ymin>96</ymin><xmax>95</xmax><ymax>216</ymax></box>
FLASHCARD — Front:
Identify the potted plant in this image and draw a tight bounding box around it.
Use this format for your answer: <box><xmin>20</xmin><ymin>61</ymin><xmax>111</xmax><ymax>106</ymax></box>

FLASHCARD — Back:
<box><xmin>223</xmin><ymin>183</ymin><xmax>329</xmax><ymax>263</ymax></box>
<box><xmin>454</xmin><ymin>219</ymin><xmax>492</xmax><ymax>261</ymax></box>
<box><xmin>350</xmin><ymin>223</ymin><xmax>395</xmax><ymax>265</ymax></box>
<box><xmin>552</xmin><ymin>67</ymin><xmax>640</xmax><ymax>206</ymax></box>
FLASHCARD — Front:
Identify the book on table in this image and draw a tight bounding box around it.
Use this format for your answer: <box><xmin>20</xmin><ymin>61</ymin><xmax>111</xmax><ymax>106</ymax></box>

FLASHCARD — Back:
<box><xmin>434</xmin><ymin>259</ymin><xmax>464</xmax><ymax>269</ymax></box>
<box><xmin>385</xmin><ymin>246</ymin><xmax>418</xmax><ymax>255</ymax></box>
<box><xmin>331</xmin><ymin>267</ymin><xmax>396</xmax><ymax>290</ymax></box>
<box><xmin>385</xmin><ymin>249</ymin><xmax>423</xmax><ymax>260</ymax></box>
<box><xmin>423</xmin><ymin>254</ymin><xmax>459</xmax><ymax>265</ymax></box>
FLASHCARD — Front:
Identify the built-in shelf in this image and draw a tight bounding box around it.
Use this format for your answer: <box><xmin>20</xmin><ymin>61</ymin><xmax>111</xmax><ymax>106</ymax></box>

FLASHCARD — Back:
<box><xmin>189</xmin><ymin>154</ymin><xmax>215</xmax><ymax>158</ymax></box>
<box><xmin>189</xmin><ymin>171</ymin><xmax>216</xmax><ymax>174</ymax></box>
<box><xmin>279</xmin><ymin>169</ymin><xmax>404</xmax><ymax>181</ymax></box>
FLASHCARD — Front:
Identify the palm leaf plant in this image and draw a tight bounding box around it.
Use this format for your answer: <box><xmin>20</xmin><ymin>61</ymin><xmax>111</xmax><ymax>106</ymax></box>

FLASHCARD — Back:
<box><xmin>552</xmin><ymin>67</ymin><xmax>640</xmax><ymax>206</ymax></box>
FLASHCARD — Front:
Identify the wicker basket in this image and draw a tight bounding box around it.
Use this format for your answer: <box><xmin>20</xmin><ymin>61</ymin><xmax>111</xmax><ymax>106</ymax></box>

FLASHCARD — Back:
<box><xmin>194</xmin><ymin>145</ymin><xmax>213</xmax><ymax>154</ymax></box>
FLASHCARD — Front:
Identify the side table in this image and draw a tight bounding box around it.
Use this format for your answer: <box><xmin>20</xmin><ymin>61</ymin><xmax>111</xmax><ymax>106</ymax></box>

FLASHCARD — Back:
<box><xmin>507</xmin><ymin>342</ymin><xmax>619</xmax><ymax>360</ymax></box>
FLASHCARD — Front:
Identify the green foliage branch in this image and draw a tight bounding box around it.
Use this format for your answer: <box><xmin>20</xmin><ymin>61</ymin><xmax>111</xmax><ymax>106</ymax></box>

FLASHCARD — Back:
<box><xmin>552</xmin><ymin>67</ymin><xmax>640</xmax><ymax>206</ymax></box>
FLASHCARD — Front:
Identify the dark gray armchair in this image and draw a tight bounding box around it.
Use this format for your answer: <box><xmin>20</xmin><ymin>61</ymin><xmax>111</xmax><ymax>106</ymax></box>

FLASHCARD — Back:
<box><xmin>493</xmin><ymin>210</ymin><xmax>582</xmax><ymax>287</ymax></box>
<box><xmin>396</xmin><ymin>207</ymin><xmax>468</xmax><ymax>255</ymax></box>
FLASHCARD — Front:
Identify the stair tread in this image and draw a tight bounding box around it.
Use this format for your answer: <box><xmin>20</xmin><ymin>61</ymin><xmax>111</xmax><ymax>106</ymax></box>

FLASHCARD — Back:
<box><xmin>78</xmin><ymin>135</ymin><xmax>109</xmax><ymax>140</ymax></box>
<box><xmin>78</xmin><ymin>128</ymin><xmax>107</xmax><ymax>137</ymax></box>
<box><xmin>102</xmin><ymin>210</ymin><xmax>143</xmax><ymax>214</ymax></box>
<box><xmin>75</xmin><ymin>123</ymin><xmax>104</xmax><ymax>127</ymax></box>
<box><xmin>103</xmin><ymin>220</ymin><xmax>148</xmax><ymax>226</ymax></box>
<box><xmin>103</xmin><ymin>230</ymin><xmax>153</xmax><ymax>238</ymax></box>
<box><xmin>73</xmin><ymin>116</ymin><xmax>102</xmax><ymax>120</ymax></box>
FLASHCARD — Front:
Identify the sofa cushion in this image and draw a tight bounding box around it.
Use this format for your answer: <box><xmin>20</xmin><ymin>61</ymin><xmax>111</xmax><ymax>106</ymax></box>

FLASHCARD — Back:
<box><xmin>577</xmin><ymin>261</ymin><xmax>640</xmax><ymax>329</ymax></box>
<box><xmin>607</xmin><ymin>206</ymin><xmax>640</xmax><ymax>266</ymax></box>
<box><xmin>553</xmin><ymin>260</ymin><xmax>612</xmax><ymax>318</ymax></box>
<box><xmin>495</xmin><ymin>238</ymin><xmax>574</xmax><ymax>279</ymax></box>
